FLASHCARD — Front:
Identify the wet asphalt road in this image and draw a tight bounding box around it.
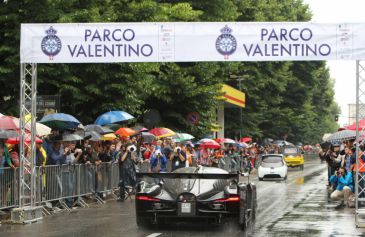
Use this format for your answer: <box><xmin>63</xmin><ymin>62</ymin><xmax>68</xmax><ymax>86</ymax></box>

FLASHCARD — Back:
<box><xmin>1</xmin><ymin>159</ymin><xmax>365</xmax><ymax>237</ymax></box>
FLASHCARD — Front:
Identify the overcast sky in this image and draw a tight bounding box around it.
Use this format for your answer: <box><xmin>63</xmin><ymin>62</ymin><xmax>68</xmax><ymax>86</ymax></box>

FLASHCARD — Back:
<box><xmin>303</xmin><ymin>0</ymin><xmax>365</xmax><ymax>126</ymax></box>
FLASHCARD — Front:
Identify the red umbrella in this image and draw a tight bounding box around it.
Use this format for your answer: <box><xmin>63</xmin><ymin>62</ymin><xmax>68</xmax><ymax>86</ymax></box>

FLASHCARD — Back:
<box><xmin>215</xmin><ymin>138</ymin><xmax>236</xmax><ymax>144</ymax></box>
<box><xmin>115</xmin><ymin>127</ymin><xmax>136</xmax><ymax>137</ymax></box>
<box><xmin>346</xmin><ymin>120</ymin><xmax>365</xmax><ymax>131</ymax></box>
<box><xmin>149</xmin><ymin>127</ymin><xmax>175</xmax><ymax>138</ymax></box>
<box><xmin>240</xmin><ymin>137</ymin><xmax>252</xmax><ymax>143</ymax></box>
<box><xmin>198</xmin><ymin>138</ymin><xmax>221</xmax><ymax>149</ymax></box>
<box><xmin>0</xmin><ymin>116</ymin><xmax>20</xmax><ymax>130</ymax></box>
<box><xmin>6</xmin><ymin>132</ymin><xmax>43</xmax><ymax>145</ymax></box>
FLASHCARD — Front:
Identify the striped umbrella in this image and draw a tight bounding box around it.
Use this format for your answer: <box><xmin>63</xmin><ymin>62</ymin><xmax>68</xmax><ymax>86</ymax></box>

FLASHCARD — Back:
<box><xmin>215</xmin><ymin>138</ymin><xmax>236</xmax><ymax>144</ymax></box>
<box><xmin>197</xmin><ymin>138</ymin><xmax>221</xmax><ymax>149</ymax></box>
<box><xmin>325</xmin><ymin>130</ymin><xmax>365</xmax><ymax>142</ymax></box>
<box><xmin>149</xmin><ymin>127</ymin><xmax>175</xmax><ymax>138</ymax></box>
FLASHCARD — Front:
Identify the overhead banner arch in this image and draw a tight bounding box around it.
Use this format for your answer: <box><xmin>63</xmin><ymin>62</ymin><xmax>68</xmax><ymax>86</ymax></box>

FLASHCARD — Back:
<box><xmin>21</xmin><ymin>22</ymin><xmax>365</xmax><ymax>63</ymax></box>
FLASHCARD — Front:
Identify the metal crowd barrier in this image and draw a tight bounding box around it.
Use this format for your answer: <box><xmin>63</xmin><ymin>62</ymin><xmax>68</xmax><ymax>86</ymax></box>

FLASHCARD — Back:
<box><xmin>0</xmin><ymin>157</ymin><xmax>260</xmax><ymax>211</ymax></box>
<box><xmin>0</xmin><ymin>163</ymin><xmax>122</xmax><ymax>210</ymax></box>
<box><xmin>0</xmin><ymin>167</ymin><xmax>18</xmax><ymax>210</ymax></box>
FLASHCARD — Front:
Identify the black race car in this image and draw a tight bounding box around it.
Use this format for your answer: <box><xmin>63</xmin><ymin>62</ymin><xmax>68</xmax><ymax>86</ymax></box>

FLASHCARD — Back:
<box><xmin>135</xmin><ymin>166</ymin><xmax>257</xmax><ymax>229</ymax></box>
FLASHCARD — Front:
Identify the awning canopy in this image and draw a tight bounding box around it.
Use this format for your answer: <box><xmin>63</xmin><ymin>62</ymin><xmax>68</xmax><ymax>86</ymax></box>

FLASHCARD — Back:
<box><xmin>221</xmin><ymin>84</ymin><xmax>245</xmax><ymax>108</ymax></box>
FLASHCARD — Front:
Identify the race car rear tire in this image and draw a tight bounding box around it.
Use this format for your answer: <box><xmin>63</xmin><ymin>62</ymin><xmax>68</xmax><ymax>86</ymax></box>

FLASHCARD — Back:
<box><xmin>238</xmin><ymin>184</ymin><xmax>248</xmax><ymax>230</ymax></box>
<box><xmin>259</xmin><ymin>177</ymin><xmax>263</xmax><ymax>181</ymax></box>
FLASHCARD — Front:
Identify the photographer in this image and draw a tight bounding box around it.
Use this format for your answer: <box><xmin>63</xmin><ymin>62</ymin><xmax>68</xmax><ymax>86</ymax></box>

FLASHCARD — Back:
<box><xmin>329</xmin><ymin>167</ymin><xmax>354</xmax><ymax>208</ymax></box>
<box><xmin>150</xmin><ymin>149</ymin><xmax>168</xmax><ymax>173</ymax></box>
<box><xmin>169</xmin><ymin>146</ymin><xmax>186</xmax><ymax>172</ymax></box>
<box><xmin>118</xmin><ymin>143</ymin><xmax>138</xmax><ymax>201</ymax></box>
<box><xmin>325</xmin><ymin>143</ymin><xmax>341</xmax><ymax>185</ymax></box>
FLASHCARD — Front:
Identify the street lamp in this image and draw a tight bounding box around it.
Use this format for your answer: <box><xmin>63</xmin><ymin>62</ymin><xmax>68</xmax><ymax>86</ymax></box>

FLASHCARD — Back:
<box><xmin>229</xmin><ymin>74</ymin><xmax>249</xmax><ymax>139</ymax></box>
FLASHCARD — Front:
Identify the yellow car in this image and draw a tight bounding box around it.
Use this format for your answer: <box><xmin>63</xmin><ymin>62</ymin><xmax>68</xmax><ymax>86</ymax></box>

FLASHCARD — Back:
<box><xmin>282</xmin><ymin>145</ymin><xmax>304</xmax><ymax>170</ymax></box>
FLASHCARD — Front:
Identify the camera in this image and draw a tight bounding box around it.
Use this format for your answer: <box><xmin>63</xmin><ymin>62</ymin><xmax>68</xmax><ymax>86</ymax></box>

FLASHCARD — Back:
<box><xmin>174</xmin><ymin>147</ymin><xmax>182</xmax><ymax>153</ymax></box>
<box><xmin>128</xmin><ymin>145</ymin><xmax>137</xmax><ymax>152</ymax></box>
<box><xmin>155</xmin><ymin>150</ymin><xmax>162</xmax><ymax>157</ymax></box>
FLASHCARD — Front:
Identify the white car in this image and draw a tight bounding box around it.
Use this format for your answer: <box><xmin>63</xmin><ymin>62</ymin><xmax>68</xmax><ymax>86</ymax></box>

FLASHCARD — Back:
<box><xmin>258</xmin><ymin>154</ymin><xmax>287</xmax><ymax>181</ymax></box>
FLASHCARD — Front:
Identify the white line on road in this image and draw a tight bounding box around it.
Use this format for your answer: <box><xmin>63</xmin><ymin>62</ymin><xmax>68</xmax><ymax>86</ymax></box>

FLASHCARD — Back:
<box><xmin>146</xmin><ymin>233</ymin><xmax>162</xmax><ymax>237</ymax></box>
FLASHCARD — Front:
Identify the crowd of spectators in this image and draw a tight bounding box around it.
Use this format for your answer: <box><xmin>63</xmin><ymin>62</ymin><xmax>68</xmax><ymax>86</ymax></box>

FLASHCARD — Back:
<box><xmin>319</xmin><ymin>141</ymin><xmax>365</xmax><ymax>208</ymax></box>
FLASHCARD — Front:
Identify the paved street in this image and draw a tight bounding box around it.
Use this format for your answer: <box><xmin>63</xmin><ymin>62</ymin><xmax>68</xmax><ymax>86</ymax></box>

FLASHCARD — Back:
<box><xmin>0</xmin><ymin>158</ymin><xmax>364</xmax><ymax>237</ymax></box>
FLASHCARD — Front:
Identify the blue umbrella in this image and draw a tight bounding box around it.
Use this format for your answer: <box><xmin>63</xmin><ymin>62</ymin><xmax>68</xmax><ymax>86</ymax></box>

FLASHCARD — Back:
<box><xmin>39</xmin><ymin>113</ymin><xmax>81</xmax><ymax>130</ymax></box>
<box><xmin>95</xmin><ymin>110</ymin><xmax>134</xmax><ymax>126</ymax></box>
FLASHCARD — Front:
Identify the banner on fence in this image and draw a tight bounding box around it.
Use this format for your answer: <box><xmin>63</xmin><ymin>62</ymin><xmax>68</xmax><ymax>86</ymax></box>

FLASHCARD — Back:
<box><xmin>21</xmin><ymin>22</ymin><xmax>365</xmax><ymax>63</ymax></box>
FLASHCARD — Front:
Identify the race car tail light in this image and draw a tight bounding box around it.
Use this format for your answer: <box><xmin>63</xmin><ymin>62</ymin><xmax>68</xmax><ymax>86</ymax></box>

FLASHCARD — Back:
<box><xmin>214</xmin><ymin>195</ymin><xmax>240</xmax><ymax>203</ymax></box>
<box><xmin>136</xmin><ymin>196</ymin><xmax>160</xmax><ymax>202</ymax></box>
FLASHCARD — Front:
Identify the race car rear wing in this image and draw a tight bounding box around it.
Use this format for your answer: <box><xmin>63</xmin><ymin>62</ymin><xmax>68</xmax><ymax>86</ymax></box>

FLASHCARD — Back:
<box><xmin>136</xmin><ymin>172</ymin><xmax>239</xmax><ymax>180</ymax></box>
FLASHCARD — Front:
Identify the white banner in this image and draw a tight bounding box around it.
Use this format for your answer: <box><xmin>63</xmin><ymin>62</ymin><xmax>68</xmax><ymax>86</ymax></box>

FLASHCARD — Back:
<box><xmin>20</xmin><ymin>22</ymin><xmax>365</xmax><ymax>63</ymax></box>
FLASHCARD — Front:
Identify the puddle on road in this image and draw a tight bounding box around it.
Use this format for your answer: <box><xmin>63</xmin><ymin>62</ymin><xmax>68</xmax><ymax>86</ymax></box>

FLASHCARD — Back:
<box><xmin>294</xmin><ymin>171</ymin><xmax>323</xmax><ymax>186</ymax></box>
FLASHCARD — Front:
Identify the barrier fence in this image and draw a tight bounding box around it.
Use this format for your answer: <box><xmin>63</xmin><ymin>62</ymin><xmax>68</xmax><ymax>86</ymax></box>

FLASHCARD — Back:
<box><xmin>0</xmin><ymin>152</ymin><xmax>319</xmax><ymax>210</ymax></box>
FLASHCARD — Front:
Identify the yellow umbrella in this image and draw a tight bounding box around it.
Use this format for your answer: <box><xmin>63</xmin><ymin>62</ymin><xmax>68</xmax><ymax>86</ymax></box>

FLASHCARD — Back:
<box><xmin>101</xmin><ymin>133</ymin><xmax>117</xmax><ymax>141</ymax></box>
<box><xmin>149</xmin><ymin>127</ymin><xmax>176</xmax><ymax>139</ymax></box>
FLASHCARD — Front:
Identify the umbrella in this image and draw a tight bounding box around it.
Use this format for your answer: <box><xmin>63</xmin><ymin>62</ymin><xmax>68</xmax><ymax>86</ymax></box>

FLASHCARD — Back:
<box><xmin>324</xmin><ymin>130</ymin><xmax>364</xmax><ymax>142</ymax></box>
<box><xmin>0</xmin><ymin>116</ymin><xmax>51</xmax><ymax>137</ymax></box>
<box><xmin>173</xmin><ymin>133</ymin><xmax>195</xmax><ymax>142</ymax></box>
<box><xmin>85</xmin><ymin>124</ymin><xmax>114</xmax><ymax>135</ymax></box>
<box><xmin>62</xmin><ymin>133</ymin><xmax>84</xmax><ymax>141</ymax></box>
<box><xmin>0</xmin><ymin>116</ymin><xmax>20</xmax><ymax>130</ymax></box>
<box><xmin>272</xmin><ymin>140</ymin><xmax>294</xmax><ymax>146</ymax></box>
<box><xmin>237</xmin><ymin>142</ymin><xmax>248</xmax><ymax>148</ymax></box>
<box><xmin>24</xmin><ymin>122</ymin><xmax>52</xmax><ymax>137</ymax></box>
<box><xmin>0</xmin><ymin>129</ymin><xmax>18</xmax><ymax>139</ymax></box>
<box><xmin>240</xmin><ymin>137</ymin><xmax>252</xmax><ymax>143</ymax></box>
<box><xmin>198</xmin><ymin>138</ymin><xmax>220</xmax><ymax>149</ymax></box>
<box><xmin>115</xmin><ymin>127</ymin><xmax>136</xmax><ymax>137</ymax></box>
<box><xmin>6</xmin><ymin>132</ymin><xmax>42</xmax><ymax>144</ymax></box>
<box><xmin>141</xmin><ymin>132</ymin><xmax>156</xmax><ymax>143</ymax></box>
<box><xmin>131</xmin><ymin>125</ymin><xmax>148</xmax><ymax>132</ymax></box>
<box><xmin>95</xmin><ymin>110</ymin><xmax>134</xmax><ymax>126</ymax></box>
<box><xmin>149</xmin><ymin>127</ymin><xmax>175</xmax><ymax>138</ymax></box>
<box><xmin>84</xmin><ymin>131</ymin><xmax>102</xmax><ymax>141</ymax></box>
<box><xmin>215</xmin><ymin>138</ymin><xmax>236</xmax><ymax>144</ymax></box>
<box><xmin>39</xmin><ymin>113</ymin><xmax>81</xmax><ymax>130</ymax></box>
<box><xmin>101</xmin><ymin>133</ymin><xmax>117</xmax><ymax>141</ymax></box>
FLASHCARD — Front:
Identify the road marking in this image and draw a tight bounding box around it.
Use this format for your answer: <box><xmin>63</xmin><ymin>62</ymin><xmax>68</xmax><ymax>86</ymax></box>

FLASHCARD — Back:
<box><xmin>146</xmin><ymin>233</ymin><xmax>162</xmax><ymax>237</ymax></box>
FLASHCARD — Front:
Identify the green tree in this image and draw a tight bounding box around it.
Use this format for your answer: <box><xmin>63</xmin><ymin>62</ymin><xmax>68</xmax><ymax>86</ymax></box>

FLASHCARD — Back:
<box><xmin>0</xmin><ymin>0</ymin><xmax>339</xmax><ymax>142</ymax></box>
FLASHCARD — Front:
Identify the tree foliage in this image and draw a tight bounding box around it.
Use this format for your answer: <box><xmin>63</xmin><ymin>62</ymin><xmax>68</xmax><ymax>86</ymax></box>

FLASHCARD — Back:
<box><xmin>0</xmin><ymin>0</ymin><xmax>339</xmax><ymax>142</ymax></box>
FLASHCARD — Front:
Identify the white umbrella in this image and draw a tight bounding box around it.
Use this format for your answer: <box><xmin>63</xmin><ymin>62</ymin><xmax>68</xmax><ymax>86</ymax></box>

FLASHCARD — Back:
<box><xmin>25</xmin><ymin>122</ymin><xmax>52</xmax><ymax>137</ymax></box>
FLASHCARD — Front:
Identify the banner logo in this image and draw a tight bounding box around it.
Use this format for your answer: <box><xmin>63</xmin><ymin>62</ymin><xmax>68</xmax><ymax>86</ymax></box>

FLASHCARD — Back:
<box><xmin>41</xmin><ymin>26</ymin><xmax>62</xmax><ymax>60</ymax></box>
<box><xmin>216</xmin><ymin>25</ymin><xmax>237</xmax><ymax>59</ymax></box>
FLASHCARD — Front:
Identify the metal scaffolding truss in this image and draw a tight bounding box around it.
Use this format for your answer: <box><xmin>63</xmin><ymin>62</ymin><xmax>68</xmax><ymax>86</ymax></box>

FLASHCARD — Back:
<box><xmin>19</xmin><ymin>63</ymin><xmax>37</xmax><ymax>208</ymax></box>
<box><xmin>356</xmin><ymin>60</ymin><xmax>365</xmax><ymax>227</ymax></box>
